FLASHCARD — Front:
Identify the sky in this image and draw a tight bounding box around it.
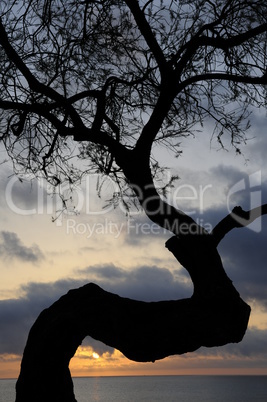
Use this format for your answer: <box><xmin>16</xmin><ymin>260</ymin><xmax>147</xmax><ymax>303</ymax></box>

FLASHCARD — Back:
<box><xmin>0</xmin><ymin>105</ymin><xmax>267</xmax><ymax>380</ymax></box>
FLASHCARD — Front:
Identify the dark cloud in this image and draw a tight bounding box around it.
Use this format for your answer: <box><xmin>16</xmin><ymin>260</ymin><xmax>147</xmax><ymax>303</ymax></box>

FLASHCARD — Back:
<box><xmin>171</xmin><ymin>166</ymin><xmax>267</xmax><ymax>309</ymax></box>
<box><xmin>194</xmin><ymin>166</ymin><xmax>267</xmax><ymax>223</ymax></box>
<box><xmin>84</xmin><ymin>264</ymin><xmax>126</xmax><ymax>280</ymax></box>
<box><xmin>75</xmin><ymin>263</ymin><xmax>192</xmax><ymax>301</ymax></box>
<box><xmin>199</xmin><ymin>327</ymin><xmax>267</xmax><ymax>360</ymax></box>
<box><xmin>0</xmin><ymin>259</ymin><xmax>266</xmax><ymax>373</ymax></box>
<box><xmin>218</xmin><ymin>222</ymin><xmax>267</xmax><ymax>308</ymax></box>
<box><xmin>0</xmin><ymin>298</ymin><xmax>37</xmax><ymax>355</ymax></box>
<box><xmin>0</xmin><ymin>278</ymin><xmax>84</xmax><ymax>355</ymax></box>
<box><xmin>195</xmin><ymin>203</ymin><xmax>267</xmax><ymax>309</ymax></box>
<box><xmin>244</xmin><ymin>110</ymin><xmax>267</xmax><ymax>167</ymax></box>
<box><xmin>0</xmin><ymin>264</ymin><xmax>192</xmax><ymax>356</ymax></box>
<box><xmin>178</xmin><ymin>326</ymin><xmax>267</xmax><ymax>371</ymax></box>
<box><xmin>122</xmin><ymin>164</ymin><xmax>267</xmax><ymax>247</ymax></box>
<box><xmin>121</xmin><ymin>166</ymin><xmax>267</xmax><ymax>309</ymax></box>
<box><xmin>0</xmin><ymin>231</ymin><xmax>44</xmax><ymax>263</ymax></box>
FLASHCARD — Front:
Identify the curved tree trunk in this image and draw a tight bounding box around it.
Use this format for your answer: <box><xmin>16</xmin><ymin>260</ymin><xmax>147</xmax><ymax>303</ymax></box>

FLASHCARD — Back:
<box><xmin>15</xmin><ymin>235</ymin><xmax>251</xmax><ymax>402</ymax></box>
<box><xmin>16</xmin><ymin>284</ymin><xmax>250</xmax><ymax>402</ymax></box>
<box><xmin>15</xmin><ymin>197</ymin><xmax>266</xmax><ymax>402</ymax></box>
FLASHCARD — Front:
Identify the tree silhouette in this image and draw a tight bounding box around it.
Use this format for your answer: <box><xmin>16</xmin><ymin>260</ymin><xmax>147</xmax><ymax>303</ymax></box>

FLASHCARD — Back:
<box><xmin>0</xmin><ymin>1</ymin><xmax>267</xmax><ymax>401</ymax></box>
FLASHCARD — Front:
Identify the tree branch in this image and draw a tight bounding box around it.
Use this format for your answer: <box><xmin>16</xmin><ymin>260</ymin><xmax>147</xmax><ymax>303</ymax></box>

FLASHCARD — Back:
<box><xmin>0</xmin><ymin>18</ymin><xmax>84</xmax><ymax>129</ymax></box>
<box><xmin>67</xmin><ymin>90</ymin><xmax>101</xmax><ymax>104</ymax></box>
<box><xmin>201</xmin><ymin>22</ymin><xmax>267</xmax><ymax>51</ymax></box>
<box><xmin>178</xmin><ymin>71</ymin><xmax>267</xmax><ymax>93</ymax></box>
<box><xmin>0</xmin><ymin>98</ymin><xmax>126</xmax><ymax>154</ymax></box>
<box><xmin>174</xmin><ymin>22</ymin><xmax>267</xmax><ymax>81</ymax></box>
<box><xmin>134</xmin><ymin>86</ymin><xmax>176</xmax><ymax>155</ymax></box>
<box><xmin>114</xmin><ymin>146</ymin><xmax>206</xmax><ymax>237</ymax></box>
<box><xmin>212</xmin><ymin>204</ymin><xmax>267</xmax><ymax>246</ymax></box>
<box><xmin>124</xmin><ymin>0</ymin><xmax>167</xmax><ymax>75</ymax></box>
<box><xmin>0</xmin><ymin>99</ymin><xmax>74</xmax><ymax>135</ymax></box>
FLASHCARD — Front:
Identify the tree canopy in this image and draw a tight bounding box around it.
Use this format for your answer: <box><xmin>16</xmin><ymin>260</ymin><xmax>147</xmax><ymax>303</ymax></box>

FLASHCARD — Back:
<box><xmin>1</xmin><ymin>0</ymin><xmax>267</xmax><ymax>200</ymax></box>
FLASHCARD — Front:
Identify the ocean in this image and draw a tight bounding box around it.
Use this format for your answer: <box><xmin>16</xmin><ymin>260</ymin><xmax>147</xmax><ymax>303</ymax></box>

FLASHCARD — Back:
<box><xmin>1</xmin><ymin>375</ymin><xmax>267</xmax><ymax>401</ymax></box>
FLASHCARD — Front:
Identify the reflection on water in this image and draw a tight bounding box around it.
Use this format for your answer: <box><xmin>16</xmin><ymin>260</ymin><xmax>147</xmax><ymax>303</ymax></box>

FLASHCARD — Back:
<box><xmin>1</xmin><ymin>376</ymin><xmax>267</xmax><ymax>402</ymax></box>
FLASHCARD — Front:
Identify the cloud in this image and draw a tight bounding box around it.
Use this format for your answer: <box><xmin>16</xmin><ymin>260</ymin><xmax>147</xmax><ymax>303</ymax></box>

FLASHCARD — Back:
<box><xmin>243</xmin><ymin>110</ymin><xmax>267</xmax><ymax>169</ymax></box>
<box><xmin>0</xmin><ymin>278</ymin><xmax>83</xmax><ymax>355</ymax></box>
<box><xmin>0</xmin><ymin>263</ymin><xmax>192</xmax><ymax>356</ymax></box>
<box><xmin>0</xmin><ymin>231</ymin><xmax>44</xmax><ymax>263</ymax></box>
<box><xmin>223</xmin><ymin>326</ymin><xmax>267</xmax><ymax>359</ymax></box>
<box><xmin>0</xmin><ymin>264</ymin><xmax>266</xmax><ymax>377</ymax></box>
<box><xmin>0</xmin><ymin>166</ymin><xmax>44</xmax><ymax>214</ymax></box>
<box><xmin>162</xmin><ymin>164</ymin><xmax>267</xmax><ymax>310</ymax></box>
<box><xmin>81</xmin><ymin>336</ymin><xmax>114</xmax><ymax>356</ymax></box>
<box><xmin>217</xmin><ymin>216</ymin><xmax>267</xmax><ymax>308</ymax></box>
<box><xmin>0</xmin><ymin>298</ymin><xmax>36</xmax><ymax>355</ymax></box>
<box><xmin>118</xmin><ymin>170</ymin><xmax>267</xmax><ymax>310</ymax></box>
<box><xmin>1</xmin><ymin>257</ymin><xmax>266</xmax><ymax>362</ymax></box>
<box><xmin>123</xmin><ymin>213</ymin><xmax>171</xmax><ymax>247</ymax></box>
<box><xmin>192</xmin><ymin>199</ymin><xmax>267</xmax><ymax>309</ymax></box>
<box><xmin>198</xmin><ymin>326</ymin><xmax>267</xmax><ymax>361</ymax></box>
<box><xmin>75</xmin><ymin>263</ymin><xmax>192</xmax><ymax>301</ymax></box>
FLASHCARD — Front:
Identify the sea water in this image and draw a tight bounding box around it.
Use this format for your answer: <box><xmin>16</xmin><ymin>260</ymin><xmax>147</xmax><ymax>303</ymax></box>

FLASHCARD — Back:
<box><xmin>1</xmin><ymin>376</ymin><xmax>267</xmax><ymax>402</ymax></box>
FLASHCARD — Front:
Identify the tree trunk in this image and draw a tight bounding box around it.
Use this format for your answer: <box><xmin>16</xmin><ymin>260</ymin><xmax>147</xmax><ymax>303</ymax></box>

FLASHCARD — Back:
<box><xmin>16</xmin><ymin>257</ymin><xmax>250</xmax><ymax>401</ymax></box>
<box><xmin>16</xmin><ymin>203</ymin><xmax>266</xmax><ymax>401</ymax></box>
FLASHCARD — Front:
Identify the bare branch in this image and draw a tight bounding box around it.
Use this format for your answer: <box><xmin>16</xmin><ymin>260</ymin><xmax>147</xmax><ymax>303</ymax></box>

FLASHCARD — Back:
<box><xmin>124</xmin><ymin>0</ymin><xmax>168</xmax><ymax>75</ymax></box>
<box><xmin>212</xmin><ymin>204</ymin><xmax>267</xmax><ymax>245</ymax></box>
<box><xmin>0</xmin><ymin>18</ymin><xmax>84</xmax><ymax>129</ymax></box>
<box><xmin>0</xmin><ymin>99</ymin><xmax>124</xmax><ymax>156</ymax></box>
<box><xmin>178</xmin><ymin>71</ymin><xmax>267</xmax><ymax>92</ymax></box>
<box><xmin>201</xmin><ymin>22</ymin><xmax>267</xmax><ymax>51</ymax></box>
